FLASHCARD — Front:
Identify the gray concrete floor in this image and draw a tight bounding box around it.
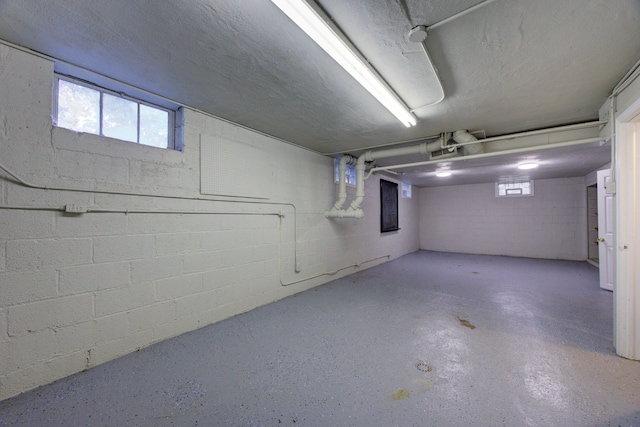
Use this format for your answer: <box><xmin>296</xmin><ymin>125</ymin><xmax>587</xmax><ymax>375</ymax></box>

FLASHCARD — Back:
<box><xmin>1</xmin><ymin>250</ymin><xmax>639</xmax><ymax>426</ymax></box>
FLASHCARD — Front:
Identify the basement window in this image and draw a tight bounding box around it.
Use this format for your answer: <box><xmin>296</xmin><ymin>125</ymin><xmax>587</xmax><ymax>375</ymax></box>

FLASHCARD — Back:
<box><xmin>334</xmin><ymin>155</ymin><xmax>357</xmax><ymax>187</ymax></box>
<box><xmin>496</xmin><ymin>180</ymin><xmax>534</xmax><ymax>197</ymax></box>
<box><xmin>54</xmin><ymin>75</ymin><xmax>180</xmax><ymax>150</ymax></box>
<box><xmin>401</xmin><ymin>182</ymin><xmax>412</xmax><ymax>198</ymax></box>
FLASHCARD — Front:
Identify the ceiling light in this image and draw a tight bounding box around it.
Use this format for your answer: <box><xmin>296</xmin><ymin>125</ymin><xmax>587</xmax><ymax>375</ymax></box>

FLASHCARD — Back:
<box><xmin>270</xmin><ymin>0</ymin><xmax>417</xmax><ymax>127</ymax></box>
<box><xmin>517</xmin><ymin>163</ymin><xmax>539</xmax><ymax>170</ymax></box>
<box><xmin>436</xmin><ymin>171</ymin><xmax>452</xmax><ymax>177</ymax></box>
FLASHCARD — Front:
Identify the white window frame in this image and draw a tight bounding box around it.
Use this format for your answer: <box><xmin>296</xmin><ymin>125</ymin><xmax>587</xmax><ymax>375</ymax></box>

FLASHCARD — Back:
<box><xmin>495</xmin><ymin>180</ymin><xmax>534</xmax><ymax>197</ymax></box>
<box><xmin>53</xmin><ymin>74</ymin><xmax>179</xmax><ymax>150</ymax></box>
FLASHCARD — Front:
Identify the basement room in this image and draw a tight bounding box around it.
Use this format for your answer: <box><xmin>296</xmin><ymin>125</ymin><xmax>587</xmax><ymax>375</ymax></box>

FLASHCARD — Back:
<box><xmin>0</xmin><ymin>0</ymin><xmax>639</xmax><ymax>425</ymax></box>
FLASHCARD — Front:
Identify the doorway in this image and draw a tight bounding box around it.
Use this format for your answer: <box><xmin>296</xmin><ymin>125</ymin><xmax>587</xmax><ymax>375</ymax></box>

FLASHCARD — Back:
<box><xmin>613</xmin><ymin>91</ymin><xmax>640</xmax><ymax>359</ymax></box>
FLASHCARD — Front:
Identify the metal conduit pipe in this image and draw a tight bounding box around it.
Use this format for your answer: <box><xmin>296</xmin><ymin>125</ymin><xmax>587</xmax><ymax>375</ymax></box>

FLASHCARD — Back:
<box><xmin>428</xmin><ymin>0</ymin><xmax>499</xmax><ymax>31</ymax></box>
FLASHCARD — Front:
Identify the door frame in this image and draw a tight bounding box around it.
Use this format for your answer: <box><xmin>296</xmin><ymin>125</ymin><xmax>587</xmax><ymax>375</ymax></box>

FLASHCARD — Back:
<box><xmin>614</xmin><ymin>95</ymin><xmax>640</xmax><ymax>360</ymax></box>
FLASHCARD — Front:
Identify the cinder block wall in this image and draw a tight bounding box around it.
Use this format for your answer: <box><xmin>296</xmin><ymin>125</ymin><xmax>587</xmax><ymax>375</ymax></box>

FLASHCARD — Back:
<box><xmin>419</xmin><ymin>179</ymin><xmax>587</xmax><ymax>260</ymax></box>
<box><xmin>0</xmin><ymin>45</ymin><xmax>420</xmax><ymax>400</ymax></box>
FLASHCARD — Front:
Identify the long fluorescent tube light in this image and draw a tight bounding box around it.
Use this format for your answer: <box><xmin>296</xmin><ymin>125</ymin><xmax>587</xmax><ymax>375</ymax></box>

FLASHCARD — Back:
<box><xmin>271</xmin><ymin>0</ymin><xmax>417</xmax><ymax>127</ymax></box>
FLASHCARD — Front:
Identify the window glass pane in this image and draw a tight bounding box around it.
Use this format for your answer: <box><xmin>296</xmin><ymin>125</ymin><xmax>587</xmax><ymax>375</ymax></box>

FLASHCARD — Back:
<box><xmin>102</xmin><ymin>93</ymin><xmax>138</xmax><ymax>143</ymax></box>
<box><xmin>402</xmin><ymin>182</ymin><xmax>412</xmax><ymax>198</ymax></box>
<box><xmin>496</xmin><ymin>181</ymin><xmax>533</xmax><ymax>197</ymax></box>
<box><xmin>139</xmin><ymin>104</ymin><xmax>169</xmax><ymax>148</ymax></box>
<box><xmin>54</xmin><ymin>75</ymin><xmax>176</xmax><ymax>150</ymax></box>
<box><xmin>346</xmin><ymin>164</ymin><xmax>356</xmax><ymax>186</ymax></box>
<box><xmin>57</xmin><ymin>80</ymin><xmax>100</xmax><ymax>134</ymax></box>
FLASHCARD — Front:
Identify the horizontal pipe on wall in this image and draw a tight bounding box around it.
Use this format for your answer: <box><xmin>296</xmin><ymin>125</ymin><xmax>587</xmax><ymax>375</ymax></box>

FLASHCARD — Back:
<box><xmin>367</xmin><ymin>136</ymin><xmax>605</xmax><ymax>175</ymax></box>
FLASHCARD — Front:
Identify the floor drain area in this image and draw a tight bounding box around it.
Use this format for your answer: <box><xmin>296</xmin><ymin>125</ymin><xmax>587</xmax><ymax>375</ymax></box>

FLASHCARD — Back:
<box><xmin>415</xmin><ymin>362</ymin><xmax>433</xmax><ymax>373</ymax></box>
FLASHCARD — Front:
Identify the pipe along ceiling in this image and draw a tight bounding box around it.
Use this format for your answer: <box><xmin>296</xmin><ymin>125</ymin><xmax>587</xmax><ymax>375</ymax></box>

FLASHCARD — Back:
<box><xmin>326</xmin><ymin>121</ymin><xmax>605</xmax><ymax>219</ymax></box>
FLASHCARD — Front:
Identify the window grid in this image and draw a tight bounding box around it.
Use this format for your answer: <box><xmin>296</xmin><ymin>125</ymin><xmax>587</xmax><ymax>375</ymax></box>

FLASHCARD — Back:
<box><xmin>495</xmin><ymin>181</ymin><xmax>534</xmax><ymax>197</ymax></box>
<box><xmin>54</xmin><ymin>74</ymin><xmax>175</xmax><ymax>150</ymax></box>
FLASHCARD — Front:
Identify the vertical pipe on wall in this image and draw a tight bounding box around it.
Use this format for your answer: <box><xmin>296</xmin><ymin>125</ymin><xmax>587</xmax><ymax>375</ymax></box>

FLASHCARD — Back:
<box><xmin>344</xmin><ymin>142</ymin><xmax>429</xmax><ymax>216</ymax></box>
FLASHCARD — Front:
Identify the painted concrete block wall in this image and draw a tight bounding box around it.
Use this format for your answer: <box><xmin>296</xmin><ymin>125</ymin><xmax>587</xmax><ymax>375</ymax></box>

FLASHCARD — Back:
<box><xmin>0</xmin><ymin>45</ymin><xmax>420</xmax><ymax>400</ymax></box>
<box><xmin>419</xmin><ymin>178</ymin><xmax>587</xmax><ymax>260</ymax></box>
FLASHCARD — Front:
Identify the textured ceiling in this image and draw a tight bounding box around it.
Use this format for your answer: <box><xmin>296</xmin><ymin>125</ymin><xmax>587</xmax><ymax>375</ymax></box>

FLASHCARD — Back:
<box><xmin>0</xmin><ymin>0</ymin><xmax>637</xmax><ymax>185</ymax></box>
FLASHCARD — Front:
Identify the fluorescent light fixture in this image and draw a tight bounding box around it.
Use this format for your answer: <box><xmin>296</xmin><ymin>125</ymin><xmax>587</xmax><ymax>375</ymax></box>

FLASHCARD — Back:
<box><xmin>271</xmin><ymin>0</ymin><xmax>417</xmax><ymax>127</ymax></box>
<box><xmin>436</xmin><ymin>171</ymin><xmax>451</xmax><ymax>177</ymax></box>
<box><xmin>517</xmin><ymin>163</ymin><xmax>539</xmax><ymax>170</ymax></box>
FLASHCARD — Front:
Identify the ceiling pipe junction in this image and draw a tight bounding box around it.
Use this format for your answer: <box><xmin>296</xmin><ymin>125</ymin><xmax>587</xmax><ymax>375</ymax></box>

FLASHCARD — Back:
<box><xmin>326</xmin><ymin>121</ymin><xmax>605</xmax><ymax>219</ymax></box>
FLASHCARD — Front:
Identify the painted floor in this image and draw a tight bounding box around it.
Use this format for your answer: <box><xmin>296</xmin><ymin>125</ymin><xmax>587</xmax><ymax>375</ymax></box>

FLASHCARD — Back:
<box><xmin>1</xmin><ymin>250</ymin><xmax>639</xmax><ymax>426</ymax></box>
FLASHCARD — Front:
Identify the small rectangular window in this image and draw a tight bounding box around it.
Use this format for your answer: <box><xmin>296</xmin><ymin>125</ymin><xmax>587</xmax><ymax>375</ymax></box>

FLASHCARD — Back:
<box><xmin>401</xmin><ymin>182</ymin><xmax>412</xmax><ymax>198</ymax></box>
<box><xmin>496</xmin><ymin>180</ymin><xmax>534</xmax><ymax>197</ymax></box>
<box><xmin>54</xmin><ymin>75</ymin><xmax>177</xmax><ymax>150</ymax></box>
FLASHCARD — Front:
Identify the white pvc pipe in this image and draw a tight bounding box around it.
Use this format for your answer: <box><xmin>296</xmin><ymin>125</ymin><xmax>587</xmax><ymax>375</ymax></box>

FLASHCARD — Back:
<box><xmin>426</xmin><ymin>138</ymin><xmax>445</xmax><ymax>152</ymax></box>
<box><xmin>367</xmin><ymin>136</ymin><xmax>604</xmax><ymax>174</ymax></box>
<box><xmin>325</xmin><ymin>122</ymin><xmax>607</xmax><ymax>219</ymax></box>
<box><xmin>345</xmin><ymin>143</ymin><xmax>429</xmax><ymax>214</ymax></box>
<box><xmin>325</xmin><ymin>155</ymin><xmax>361</xmax><ymax>218</ymax></box>
<box><xmin>321</xmin><ymin>121</ymin><xmax>604</xmax><ymax>156</ymax></box>
<box><xmin>345</xmin><ymin>158</ymin><xmax>366</xmax><ymax>216</ymax></box>
<box><xmin>442</xmin><ymin>121</ymin><xmax>606</xmax><ymax>150</ymax></box>
<box><xmin>453</xmin><ymin>129</ymin><xmax>483</xmax><ymax>155</ymax></box>
<box><xmin>326</xmin><ymin>141</ymin><xmax>441</xmax><ymax>218</ymax></box>
<box><xmin>362</xmin><ymin>142</ymin><xmax>429</xmax><ymax>162</ymax></box>
<box><xmin>334</xmin><ymin>156</ymin><xmax>349</xmax><ymax>210</ymax></box>
<box><xmin>320</xmin><ymin>134</ymin><xmax>441</xmax><ymax>156</ymax></box>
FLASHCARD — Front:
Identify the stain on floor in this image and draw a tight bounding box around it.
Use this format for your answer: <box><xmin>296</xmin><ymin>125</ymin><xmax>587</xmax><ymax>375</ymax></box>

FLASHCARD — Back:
<box><xmin>457</xmin><ymin>316</ymin><xmax>476</xmax><ymax>329</ymax></box>
<box><xmin>391</xmin><ymin>388</ymin><xmax>410</xmax><ymax>400</ymax></box>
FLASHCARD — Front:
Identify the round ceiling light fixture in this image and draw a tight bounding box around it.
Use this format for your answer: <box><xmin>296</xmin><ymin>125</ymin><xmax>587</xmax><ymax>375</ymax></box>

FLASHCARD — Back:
<box><xmin>517</xmin><ymin>163</ymin><xmax>539</xmax><ymax>170</ymax></box>
<box><xmin>436</xmin><ymin>171</ymin><xmax>452</xmax><ymax>177</ymax></box>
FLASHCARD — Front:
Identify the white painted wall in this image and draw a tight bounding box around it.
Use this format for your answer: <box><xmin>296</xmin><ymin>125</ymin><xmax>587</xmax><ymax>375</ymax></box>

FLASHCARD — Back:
<box><xmin>419</xmin><ymin>178</ymin><xmax>587</xmax><ymax>260</ymax></box>
<box><xmin>0</xmin><ymin>45</ymin><xmax>420</xmax><ymax>400</ymax></box>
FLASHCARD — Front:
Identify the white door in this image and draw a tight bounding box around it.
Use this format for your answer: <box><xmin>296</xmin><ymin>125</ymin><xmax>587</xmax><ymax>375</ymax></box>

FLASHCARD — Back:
<box><xmin>597</xmin><ymin>169</ymin><xmax>614</xmax><ymax>291</ymax></box>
